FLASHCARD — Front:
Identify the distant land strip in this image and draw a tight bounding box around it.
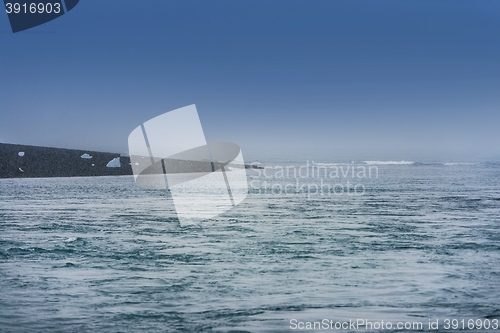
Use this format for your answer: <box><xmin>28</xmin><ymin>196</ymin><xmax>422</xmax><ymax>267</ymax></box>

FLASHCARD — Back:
<box><xmin>0</xmin><ymin>143</ymin><xmax>261</xmax><ymax>179</ymax></box>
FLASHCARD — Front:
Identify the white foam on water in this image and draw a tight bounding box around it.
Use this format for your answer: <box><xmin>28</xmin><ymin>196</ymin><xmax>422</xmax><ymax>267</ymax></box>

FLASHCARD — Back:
<box><xmin>443</xmin><ymin>162</ymin><xmax>477</xmax><ymax>166</ymax></box>
<box><xmin>364</xmin><ymin>160</ymin><xmax>415</xmax><ymax>165</ymax></box>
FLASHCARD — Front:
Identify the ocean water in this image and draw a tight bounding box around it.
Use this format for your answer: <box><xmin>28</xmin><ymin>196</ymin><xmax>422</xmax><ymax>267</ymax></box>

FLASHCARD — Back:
<box><xmin>1</xmin><ymin>161</ymin><xmax>500</xmax><ymax>332</ymax></box>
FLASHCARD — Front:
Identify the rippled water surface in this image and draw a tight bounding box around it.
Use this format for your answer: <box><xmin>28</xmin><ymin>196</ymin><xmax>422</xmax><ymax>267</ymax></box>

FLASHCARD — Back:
<box><xmin>1</xmin><ymin>163</ymin><xmax>500</xmax><ymax>332</ymax></box>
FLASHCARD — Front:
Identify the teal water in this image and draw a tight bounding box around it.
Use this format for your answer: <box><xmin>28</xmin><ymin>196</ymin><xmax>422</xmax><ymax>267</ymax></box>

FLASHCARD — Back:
<box><xmin>1</xmin><ymin>162</ymin><xmax>499</xmax><ymax>332</ymax></box>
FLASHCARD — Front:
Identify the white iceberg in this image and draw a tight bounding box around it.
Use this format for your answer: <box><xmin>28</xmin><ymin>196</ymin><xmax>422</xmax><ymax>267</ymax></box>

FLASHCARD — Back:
<box><xmin>80</xmin><ymin>153</ymin><xmax>92</xmax><ymax>159</ymax></box>
<box><xmin>18</xmin><ymin>152</ymin><xmax>25</xmax><ymax>157</ymax></box>
<box><xmin>106</xmin><ymin>157</ymin><xmax>121</xmax><ymax>168</ymax></box>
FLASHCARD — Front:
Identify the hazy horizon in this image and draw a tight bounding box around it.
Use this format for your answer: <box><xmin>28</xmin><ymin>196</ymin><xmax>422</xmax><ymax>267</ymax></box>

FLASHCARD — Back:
<box><xmin>1</xmin><ymin>1</ymin><xmax>499</xmax><ymax>162</ymax></box>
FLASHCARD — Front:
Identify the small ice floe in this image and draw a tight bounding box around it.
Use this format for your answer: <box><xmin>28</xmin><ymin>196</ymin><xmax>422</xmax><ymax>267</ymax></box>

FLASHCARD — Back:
<box><xmin>18</xmin><ymin>167</ymin><xmax>24</xmax><ymax>172</ymax></box>
<box><xmin>80</xmin><ymin>153</ymin><xmax>92</xmax><ymax>159</ymax></box>
<box><xmin>18</xmin><ymin>152</ymin><xmax>25</xmax><ymax>157</ymax></box>
<box><xmin>106</xmin><ymin>157</ymin><xmax>121</xmax><ymax>168</ymax></box>
<box><xmin>91</xmin><ymin>164</ymin><xmax>95</xmax><ymax>167</ymax></box>
<box><xmin>134</xmin><ymin>162</ymin><xmax>139</xmax><ymax>166</ymax></box>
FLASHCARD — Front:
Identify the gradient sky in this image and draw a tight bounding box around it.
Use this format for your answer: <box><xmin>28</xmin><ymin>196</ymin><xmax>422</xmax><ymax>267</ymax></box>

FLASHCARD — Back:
<box><xmin>1</xmin><ymin>0</ymin><xmax>499</xmax><ymax>161</ymax></box>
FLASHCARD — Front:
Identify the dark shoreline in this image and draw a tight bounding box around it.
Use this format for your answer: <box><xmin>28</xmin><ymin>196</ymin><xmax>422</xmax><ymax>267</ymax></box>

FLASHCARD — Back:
<box><xmin>0</xmin><ymin>143</ymin><xmax>261</xmax><ymax>179</ymax></box>
<box><xmin>0</xmin><ymin>143</ymin><xmax>132</xmax><ymax>179</ymax></box>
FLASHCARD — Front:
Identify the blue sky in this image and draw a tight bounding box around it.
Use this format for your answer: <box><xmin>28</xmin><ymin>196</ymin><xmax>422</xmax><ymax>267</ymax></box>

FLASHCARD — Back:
<box><xmin>1</xmin><ymin>0</ymin><xmax>499</xmax><ymax>161</ymax></box>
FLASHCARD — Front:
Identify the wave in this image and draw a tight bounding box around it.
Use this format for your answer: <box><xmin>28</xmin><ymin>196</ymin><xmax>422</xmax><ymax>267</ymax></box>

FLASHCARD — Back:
<box><xmin>442</xmin><ymin>162</ymin><xmax>477</xmax><ymax>166</ymax></box>
<box><xmin>363</xmin><ymin>161</ymin><xmax>415</xmax><ymax>165</ymax></box>
<box><xmin>312</xmin><ymin>162</ymin><xmax>354</xmax><ymax>166</ymax></box>
<box><xmin>262</xmin><ymin>161</ymin><xmax>485</xmax><ymax>168</ymax></box>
